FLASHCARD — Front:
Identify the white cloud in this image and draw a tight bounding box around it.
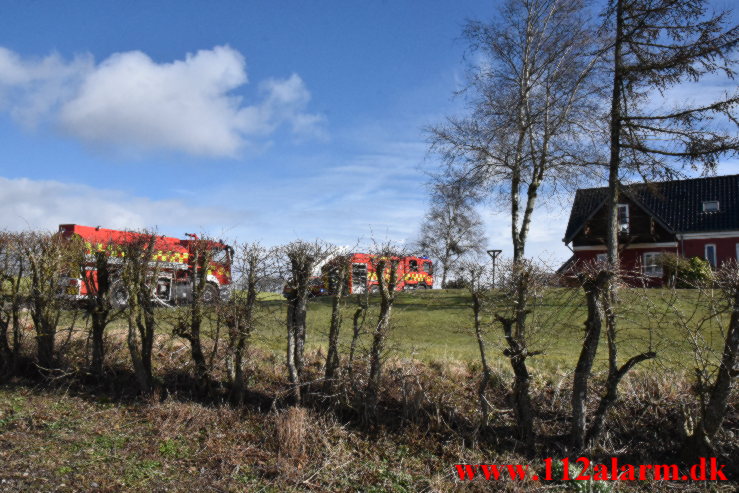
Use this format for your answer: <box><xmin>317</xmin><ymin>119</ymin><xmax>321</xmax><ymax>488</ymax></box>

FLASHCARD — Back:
<box><xmin>0</xmin><ymin>45</ymin><xmax>325</xmax><ymax>157</ymax></box>
<box><xmin>0</xmin><ymin>176</ymin><xmax>240</xmax><ymax>235</ymax></box>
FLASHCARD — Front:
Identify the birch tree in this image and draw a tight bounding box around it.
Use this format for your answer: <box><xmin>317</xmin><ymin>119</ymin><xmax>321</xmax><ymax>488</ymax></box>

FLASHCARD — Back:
<box><xmin>429</xmin><ymin>0</ymin><xmax>601</xmax><ymax>451</ymax></box>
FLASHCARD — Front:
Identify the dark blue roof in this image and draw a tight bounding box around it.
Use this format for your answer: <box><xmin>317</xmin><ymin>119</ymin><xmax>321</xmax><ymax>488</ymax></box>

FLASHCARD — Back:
<box><xmin>564</xmin><ymin>174</ymin><xmax>739</xmax><ymax>242</ymax></box>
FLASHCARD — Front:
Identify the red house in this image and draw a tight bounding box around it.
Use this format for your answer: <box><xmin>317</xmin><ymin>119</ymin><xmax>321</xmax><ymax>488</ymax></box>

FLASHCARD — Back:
<box><xmin>562</xmin><ymin>174</ymin><xmax>739</xmax><ymax>284</ymax></box>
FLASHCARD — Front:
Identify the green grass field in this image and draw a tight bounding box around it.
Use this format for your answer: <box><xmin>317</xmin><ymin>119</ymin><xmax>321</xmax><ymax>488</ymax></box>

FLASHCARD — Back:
<box><xmin>244</xmin><ymin>287</ymin><xmax>727</xmax><ymax>375</ymax></box>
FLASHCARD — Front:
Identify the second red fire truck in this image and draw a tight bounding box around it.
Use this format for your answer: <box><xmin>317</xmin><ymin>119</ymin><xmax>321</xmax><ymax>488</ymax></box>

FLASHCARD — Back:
<box><xmin>324</xmin><ymin>253</ymin><xmax>434</xmax><ymax>295</ymax></box>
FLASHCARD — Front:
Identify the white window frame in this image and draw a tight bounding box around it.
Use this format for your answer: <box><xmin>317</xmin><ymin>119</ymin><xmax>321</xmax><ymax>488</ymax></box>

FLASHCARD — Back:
<box><xmin>617</xmin><ymin>204</ymin><xmax>630</xmax><ymax>233</ymax></box>
<box><xmin>643</xmin><ymin>252</ymin><xmax>663</xmax><ymax>277</ymax></box>
<box><xmin>702</xmin><ymin>201</ymin><xmax>720</xmax><ymax>212</ymax></box>
<box><xmin>705</xmin><ymin>244</ymin><xmax>717</xmax><ymax>268</ymax></box>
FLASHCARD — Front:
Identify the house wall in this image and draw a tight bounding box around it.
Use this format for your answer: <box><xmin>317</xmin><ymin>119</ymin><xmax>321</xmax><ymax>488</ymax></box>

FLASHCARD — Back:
<box><xmin>680</xmin><ymin>236</ymin><xmax>739</xmax><ymax>267</ymax></box>
<box><xmin>570</xmin><ymin>236</ymin><xmax>739</xmax><ymax>287</ymax></box>
<box><xmin>573</xmin><ymin>245</ymin><xmax>679</xmax><ymax>286</ymax></box>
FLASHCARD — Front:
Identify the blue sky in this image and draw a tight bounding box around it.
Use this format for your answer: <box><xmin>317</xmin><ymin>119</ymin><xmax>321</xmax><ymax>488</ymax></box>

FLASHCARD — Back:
<box><xmin>0</xmin><ymin>1</ymin><xmax>736</xmax><ymax>265</ymax></box>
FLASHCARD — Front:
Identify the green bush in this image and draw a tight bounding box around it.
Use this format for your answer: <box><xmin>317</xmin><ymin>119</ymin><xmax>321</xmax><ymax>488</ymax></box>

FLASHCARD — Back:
<box><xmin>659</xmin><ymin>253</ymin><xmax>713</xmax><ymax>288</ymax></box>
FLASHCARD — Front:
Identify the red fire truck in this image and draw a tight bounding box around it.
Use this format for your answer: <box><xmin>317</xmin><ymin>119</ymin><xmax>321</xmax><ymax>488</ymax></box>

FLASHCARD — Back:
<box><xmin>324</xmin><ymin>253</ymin><xmax>433</xmax><ymax>294</ymax></box>
<box><xmin>58</xmin><ymin>224</ymin><xmax>233</xmax><ymax>306</ymax></box>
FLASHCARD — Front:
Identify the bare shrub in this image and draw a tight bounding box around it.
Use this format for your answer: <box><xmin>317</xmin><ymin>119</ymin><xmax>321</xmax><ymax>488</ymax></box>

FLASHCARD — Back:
<box><xmin>0</xmin><ymin>231</ymin><xmax>27</xmax><ymax>375</ymax></box>
<box><xmin>280</xmin><ymin>240</ymin><xmax>336</xmax><ymax>403</ymax></box>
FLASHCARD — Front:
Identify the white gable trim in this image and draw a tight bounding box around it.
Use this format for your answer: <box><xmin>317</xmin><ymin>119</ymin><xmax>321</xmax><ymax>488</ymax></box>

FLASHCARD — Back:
<box><xmin>678</xmin><ymin>231</ymin><xmax>739</xmax><ymax>240</ymax></box>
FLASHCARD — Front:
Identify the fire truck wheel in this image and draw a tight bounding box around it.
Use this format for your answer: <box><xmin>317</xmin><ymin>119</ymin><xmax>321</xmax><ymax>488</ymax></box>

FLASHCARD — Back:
<box><xmin>110</xmin><ymin>280</ymin><xmax>129</xmax><ymax>309</ymax></box>
<box><xmin>201</xmin><ymin>283</ymin><xmax>219</xmax><ymax>304</ymax></box>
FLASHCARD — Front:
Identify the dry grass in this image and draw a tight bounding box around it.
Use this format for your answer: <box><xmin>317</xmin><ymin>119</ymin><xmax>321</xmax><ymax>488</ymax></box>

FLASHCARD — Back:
<box><xmin>0</xmin><ymin>287</ymin><xmax>737</xmax><ymax>491</ymax></box>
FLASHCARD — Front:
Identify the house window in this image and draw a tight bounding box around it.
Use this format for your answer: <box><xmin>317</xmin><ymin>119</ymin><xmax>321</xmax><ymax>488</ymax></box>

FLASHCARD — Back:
<box><xmin>596</xmin><ymin>253</ymin><xmax>607</xmax><ymax>263</ymax></box>
<box><xmin>702</xmin><ymin>201</ymin><xmax>720</xmax><ymax>212</ymax></box>
<box><xmin>617</xmin><ymin>204</ymin><xmax>630</xmax><ymax>233</ymax></box>
<box><xmin>705</xmin><ymin>244</ymin><xmax>717</xmax><ymax>268</ymax></box>
<box><xmin>643</xmin><ymin>252</ymin><xmax>663</xmax><ymax>277</ymax></box>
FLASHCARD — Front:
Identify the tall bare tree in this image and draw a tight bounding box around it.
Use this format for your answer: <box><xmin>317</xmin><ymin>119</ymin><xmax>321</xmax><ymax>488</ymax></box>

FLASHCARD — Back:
<box><xmin>429</xmin><ymin>0</ymin><xmax>602</xmax><ymax>263</ymax></box>
<box><xmin>416</xmin><ymin>181</ymin><xmax>487</xmax><ymax>287</ymax></box>
<box><xmin>602</xmin><ymin>0</ymin><xmax>738</xmax><ymax>267</ymax></box>
<box><xmin>429</xmin><ymin>0</ymin><xmax>601</xmax><ymax>451</ymax></box>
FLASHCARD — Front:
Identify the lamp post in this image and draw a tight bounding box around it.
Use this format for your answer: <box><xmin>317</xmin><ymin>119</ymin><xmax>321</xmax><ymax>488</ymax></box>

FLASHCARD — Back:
<box><xmin>486</xmin><ymin>249</ymin><xmax>502</xmax><ymax>288</ymax></box>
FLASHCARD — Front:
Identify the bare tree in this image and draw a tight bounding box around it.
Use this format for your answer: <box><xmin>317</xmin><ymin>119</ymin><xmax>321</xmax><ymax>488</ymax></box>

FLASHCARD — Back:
<box><xmin>80</xmin><ymin>241</ymin><xmax>116</xmax><ymax>378</ymax></box>
<box><xmin>429</xmin><ymin>0</ymin><xmax>602</xmax><ymax>451</ymax></box>
<box><xmin>224</xmin><ymin>241</ymin><xmax>274</xmax><ymax>404</ymax></box>
<box><xmin>570</xmin><ymin>266</ymin><xmax>609</xmax><ymax>450</ymax></box>
<box><xmin>22</xmin><ymin>231</ymin><xmax>80</xmax><ymax>370</ymax></box>
<box><xmin>602</xmin><ymin>0</ymin><xmax>738</xmax><ymax>268</ymax></box>
<box><xmin>281</xmin><ymin>240</ymin><xmax>335</xmax><ymax>403</ymax></box>
<box><xmin>457</xmin><ymin>258</ymin><xmax>496</xmax><ymax>429</ymax></box>
<box><xmin>429</xmin><ymin>0</ymin><xmax>602</xmax><ymax>263</ymax></box>
<box><xmin>492</xmin><ymin>260</ymin><xmax>545</xmax><ymax>452</ymax></box>
<box><xmin>324</xmin><ymin>253</ymin><xmax>350</xmax><ymax>392</ymax></box>
<box><xmin>173</xmin><ymin>235</ymin><xmax>218</xmax><ymax>385</ymax></box>
<box><xmin>0</xmin><ymin>232</ymin><xmax>26</xmax><ymax>374</ymax></box>
<box><xmin>118</xmin><ymin>231</ymin><xmax>160</xmax><ymax>394</ymax></box>
<box><xmin>348</xmin><ymin>291</ymin><xmax>369</xmax><ymax>369</ymax></box>
<box><xmin>416</xmin><ymin>181</ymin><xmax>487</xmax><ymax>287</ymax></box>
<box><xmin>365</xmin><ymin>244</ymin><xmax>403</xmax><ymax>420</ymax></box>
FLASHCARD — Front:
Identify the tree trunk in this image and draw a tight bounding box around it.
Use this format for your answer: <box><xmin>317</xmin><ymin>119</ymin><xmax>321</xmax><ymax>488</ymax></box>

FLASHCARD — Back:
<box><xmin>367</xmin><ymin>298</ymin><xmax>391</xmax><ymax>416</ymax></box>
<box><xmin>606</xmin><ymin>0</ymin><xmax>624</xmax><ymax>268</ymax></box>
<box><xmin>35</xmin><ymin>322</ymin><xmax>56</xmax><ymax>370</ymax></box>
<box><xmin>0</xmin><ymin>318</ymin><xmax>10</xmax><ymax>366</ymax></box>
<box><xmin>570</xmin><ymin>271</ymin><xmax>608</xmax><ymax>451</ymax></box>
<box><xmin>497</xmin><ymin>315</ymin><xmax>534</xmax><ymax>453</ymax></box>
<box><xmin>88</xmin><ymin>252</ymin><xmax>111</xmax><ymax>377</ymax></box>
<box><xmin>128</xmin><ymin>306</ymin><xmax>151</xmax><ymax>394</ymax></box>
<box><xmin>348</xmin><ymin>294</ymin><xmax>368</xmax><ymax>372</ymax></box>
<box><xmin>324</xmin><ymin>266</ymin><xmax>347</xmax><ymax>391</ymax></box>
<box><xmin>366</xmin><ymin>259</ymin><xmax>398</xmax><ymax>420</ymax></box>
<box><xmin>293</xmin><ymin>298</ymin><xmax>307</xmax><ymax>376</ymax></box>
<box><xmin>473</xmin><ymin>293</ymin><xmax>492</xmax><ymax>427</ymax></box>
<box><xmin>586</xmin><ymin>350</ymin><xmax>656</xmax><ymax>445</ymax></box>
<box><xmin>90</xmin><ymin>312</ymin><xmax>106</xmax><ymax>376</ymax></box>
<box><xmin>231</xmin><ymin>323</ymin><xmax>247</xmax><ymax>404</ymax></box>
<box><xmin>286</xmin><ymin>303</ymin><xmax>301</xmax><ymax>403</ymax></box>
<box><xmin>702</xmin><ymin>287</ymin><xmax>739</xmax><ymax>436</ymax></box>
